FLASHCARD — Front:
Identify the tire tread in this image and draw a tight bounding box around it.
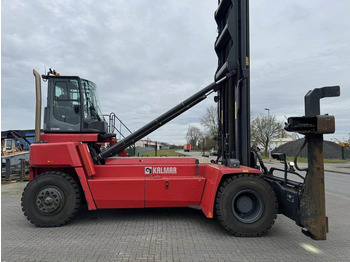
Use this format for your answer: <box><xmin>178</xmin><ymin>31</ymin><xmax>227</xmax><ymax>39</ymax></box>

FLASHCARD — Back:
<box><xmin>21</xmin><ymin>171</ymin><xmax>81</xmax><ymax>227</ymax></box>
<box><xmin>215</xmin><ymin>173</ymin><xmax>278</xmax><ymax>237</ymax></box>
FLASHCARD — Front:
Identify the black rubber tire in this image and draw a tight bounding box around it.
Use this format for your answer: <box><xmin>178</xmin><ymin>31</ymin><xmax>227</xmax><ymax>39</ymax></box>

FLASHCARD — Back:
<box><xmin>215</xmin><ymin>174</ymin><xmax>278</xmax><ymax>237</ymax></box>
<box><xmin>21</xmin><ymin>171</ymin><xmax>81</xmax><ymax>227</ymax></box>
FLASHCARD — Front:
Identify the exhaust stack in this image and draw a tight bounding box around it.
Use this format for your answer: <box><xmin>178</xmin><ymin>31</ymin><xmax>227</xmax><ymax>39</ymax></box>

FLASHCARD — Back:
<box><xmin>33</xmin><ymin>69</ymin><xmax>42</xmax><ymax>143</ymax></box>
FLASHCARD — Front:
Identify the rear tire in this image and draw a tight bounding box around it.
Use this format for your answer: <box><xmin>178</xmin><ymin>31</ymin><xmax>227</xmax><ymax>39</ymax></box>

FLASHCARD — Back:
<box><xmin>21</xmin><ymin>171</ymin><xmax>81</xmax><ymax>227</ymax></box>
<box><xmin>215</xmin><ymin>174</ymin><xmax>278</xmax><ymax>236</ymax></box>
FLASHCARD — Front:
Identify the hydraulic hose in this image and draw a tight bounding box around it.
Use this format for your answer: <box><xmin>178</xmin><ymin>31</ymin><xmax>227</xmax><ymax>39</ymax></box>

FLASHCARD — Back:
<box><xmin>294</xmin><ymin>139</ymin><xmax>308</xmax><ymax>172</ymax></box>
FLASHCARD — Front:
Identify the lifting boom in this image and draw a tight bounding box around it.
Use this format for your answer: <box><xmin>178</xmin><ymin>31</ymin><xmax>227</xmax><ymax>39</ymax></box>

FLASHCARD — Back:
<box><xmin>98</xmin><ymin>77</ymin><xmax>227</xmax><ymax>160</ymax></box>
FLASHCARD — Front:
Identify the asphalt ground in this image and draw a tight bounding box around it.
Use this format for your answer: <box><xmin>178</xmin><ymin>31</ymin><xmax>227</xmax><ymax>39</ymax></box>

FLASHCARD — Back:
<box><xmin>265</xmin><ymin>159</ymin><xmax>350</xmax><ymax>175</ymax></box>
<box><xmin>178</xmin><ymin>150</ymin><xmax>350</xmax><ymax>175</ymax></box>
<box><xmin>2</xmin><ymin>179</ymin><xmax>350</xmax><ymax>262</ymax></box>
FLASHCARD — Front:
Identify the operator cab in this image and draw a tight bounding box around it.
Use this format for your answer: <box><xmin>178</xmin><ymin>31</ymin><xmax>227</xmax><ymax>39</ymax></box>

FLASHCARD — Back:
<box><xmin>42</xmin><ymin>69</ymin><xmax>108</xmax><ymax>134</ymax></box>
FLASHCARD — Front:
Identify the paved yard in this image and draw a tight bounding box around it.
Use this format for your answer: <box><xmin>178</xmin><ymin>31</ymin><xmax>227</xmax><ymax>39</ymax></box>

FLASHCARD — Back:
<box><xmin>2</xmin><ymin>182</ymin><xmax>350</xmax><ymax>262</ymax></box>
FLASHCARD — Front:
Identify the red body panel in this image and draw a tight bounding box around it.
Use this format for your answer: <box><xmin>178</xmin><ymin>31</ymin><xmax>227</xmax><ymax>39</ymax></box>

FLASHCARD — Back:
<box><xmin>77</xmin><ymin>144</ymin><xmax>96</xmax><ymax>176</ymax></box>
<box><xmin>105</xmin><ymin>157</ymin><xmax>196</xmax><ymax>165</ymax></box>
<box><xmin>89</xmin><ymin>165</ymin><xmax>145</xmax><ymax>208</ymax></box>
<box><xmin>199</xmin><ymin>164</ymin><xmax>262</xmax><ymax>218</ymax></box>
<box><xmin>88</xmin><ymin>158</ymin><xmax>204</xmax><ymax>209</ymax></box>
<box><xmin>40</xmin><ymin>133</ymin><xmax>98</xmax><ymax>143</ymax></box>
<box><xmin>30</xmin><ymin>139</ymin><xmax>262</xmax><ymax>217</ymax></box>
<box><xmin>30</xmin><ymin>142</ymin><xmax>82</xmax><ymax>167</ymax></box>
<box><xmin>145</xmin><ymin>177</ymin><xmax>205</xmax><ymax>207</ymax></box>
<box><xmin>75</xmin><ymin>167</ymin><xmax>97</xmax><ymax>210</ymax></box>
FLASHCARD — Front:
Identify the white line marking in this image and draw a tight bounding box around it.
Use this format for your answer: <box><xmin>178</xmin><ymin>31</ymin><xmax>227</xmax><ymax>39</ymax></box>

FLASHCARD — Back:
<box><xmin>326</xmin><ymin>191</ymin><xmax>350</xmax><ymax>200</ymax></box>
<box><xmin>300</xmin><ymin>243</ymin><xmax>323</xmax><ymax>254</ymax></box>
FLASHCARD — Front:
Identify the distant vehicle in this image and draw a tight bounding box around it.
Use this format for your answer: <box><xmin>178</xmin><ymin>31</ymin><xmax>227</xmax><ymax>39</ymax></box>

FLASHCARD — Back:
<box><xmin>210</xmin><ymin>149</ymin><xmax>218</xmax><ymax>156</ymax></box>
<box><xmin>2</xmin><ymin>139</ymin><xmax>25</xmax><ymax>156</ymax></box>
<box><xmin>183</xmin><ymin>144</ymin><xmax>191</xmax><ymax>152</ymax></box>
<box><xmin>1</xmin><ymin>130</ymin><xmax>33</xmax><ymax>156</ymax></box>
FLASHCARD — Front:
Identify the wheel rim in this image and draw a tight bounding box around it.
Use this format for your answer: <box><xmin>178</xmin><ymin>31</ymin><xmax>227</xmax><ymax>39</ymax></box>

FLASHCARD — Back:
<box><xmin>232</xmin><ymin>189</ymin><xmax>264</xmax><ymax>224</ymax></box>
<box><xmin>35</xmin><ymin>186</ymin><xmax>64</xmax><ymax>214</ymax></box>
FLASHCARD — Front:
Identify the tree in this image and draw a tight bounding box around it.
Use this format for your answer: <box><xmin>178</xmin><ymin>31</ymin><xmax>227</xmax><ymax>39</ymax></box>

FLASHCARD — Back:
<box><xmin>186</xmin><ymin>125</ymin><xmax>202</xmax><ymax>148</ymax></box>
<box><xmin>251</xmin><ymin>114</ymin><xmax>283</xmax><ymax>156</ymax></box>
<box><xmin>200</xmin><ymin>106</ymin><xmax>218</xmax><ymax>138</ymax></box>
<box><xmin>201</xmin><ymin>133</ymin><xmax>217</xmax><ymax>152</ymax></box>
<box><xmin>200</xmin><ymin>106</ymin><xmax>218</xmax><ymax>150</ymax></box>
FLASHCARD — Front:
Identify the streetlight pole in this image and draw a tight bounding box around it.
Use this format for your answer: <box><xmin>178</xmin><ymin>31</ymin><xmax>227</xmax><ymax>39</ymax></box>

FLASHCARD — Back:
<box><xmin>264</xmin><ymin>108</ymin><xmax>270</xmax><ymax>119</ymax></box>
<box><xmin>264</xmin><ymin>108</ymin><xmax>271</xmax><ymax>162</ymax></box>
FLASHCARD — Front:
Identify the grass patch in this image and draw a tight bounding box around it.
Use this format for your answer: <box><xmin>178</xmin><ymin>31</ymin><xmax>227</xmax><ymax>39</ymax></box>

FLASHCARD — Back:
<box><xmin>323</xmin><ymin>159</ymin><xmax>349</xmax><ymax>163</ymax></box>
<box><xmin>261</xmin><ymin>155</ymin><xmax>348</xmax><ymax>163</ymax></box>
<box><xmin>140</xmin><ymin>149</ymin><xmax>188</xmax><ymax>157</ymax></box>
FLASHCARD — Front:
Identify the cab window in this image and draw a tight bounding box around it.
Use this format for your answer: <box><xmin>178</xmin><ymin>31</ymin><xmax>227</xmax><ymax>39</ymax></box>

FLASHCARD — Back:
<box><xmin>53</xmin><ymin>80</ymin><xmax>80</xmax><ymax>125</ymax></box>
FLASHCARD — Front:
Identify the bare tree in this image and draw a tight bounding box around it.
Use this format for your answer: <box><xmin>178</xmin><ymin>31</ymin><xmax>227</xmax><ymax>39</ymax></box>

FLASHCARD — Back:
<box><xmin>200</xmin><ymin>106</ymin><xmax>218</xmax><ymax>138</ymax></box>
<box><xmin>186</xmin><ymin>125</ymin><xmax>202</xmax><ymax>148</ymax></box>
<box><xmin>251</xmin><ymin>114</ymin><xmax>283</xmax><ymax>156</ymax></box>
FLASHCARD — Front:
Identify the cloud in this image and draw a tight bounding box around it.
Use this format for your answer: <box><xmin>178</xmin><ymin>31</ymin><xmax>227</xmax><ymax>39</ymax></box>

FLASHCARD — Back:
<box><xmin>2</xmin><ymin>0</ymin><xmax>349</xmax><ymax>144</ymax></box>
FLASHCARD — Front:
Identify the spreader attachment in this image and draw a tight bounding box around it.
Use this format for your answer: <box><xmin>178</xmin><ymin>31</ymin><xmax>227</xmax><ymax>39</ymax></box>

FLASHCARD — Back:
<box><xmin>285</xmin><ymin>86</ymin><xmax>340</xmax><ymax>240</ymax></box>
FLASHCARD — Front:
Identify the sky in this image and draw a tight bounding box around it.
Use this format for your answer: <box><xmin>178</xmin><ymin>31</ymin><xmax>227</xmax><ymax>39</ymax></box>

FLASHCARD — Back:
<box><xmin>2</xmin><ymin>0</ymin><xmax>350</xmax><ymax>145</ymax></box>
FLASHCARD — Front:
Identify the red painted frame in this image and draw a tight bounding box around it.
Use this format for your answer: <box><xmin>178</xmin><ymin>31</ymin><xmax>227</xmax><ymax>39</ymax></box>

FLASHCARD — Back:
<box><xmin>30</xmin><ymin>133</ymin><xmax>262</xmax><ymax>218</ymax></box>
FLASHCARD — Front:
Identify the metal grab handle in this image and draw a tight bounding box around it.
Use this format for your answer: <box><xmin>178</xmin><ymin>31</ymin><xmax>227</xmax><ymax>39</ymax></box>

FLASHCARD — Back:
<box><xmin>305</xmin><ymin>86</ymin><xmax>340</xmax><ymax>116</ymax></box>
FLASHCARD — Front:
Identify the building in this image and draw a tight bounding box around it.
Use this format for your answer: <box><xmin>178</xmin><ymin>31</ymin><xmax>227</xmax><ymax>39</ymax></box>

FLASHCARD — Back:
<box><xmin>270</xmin><ymin>130</ymin><xmax>297</xmax><ymax>150</ymax></box>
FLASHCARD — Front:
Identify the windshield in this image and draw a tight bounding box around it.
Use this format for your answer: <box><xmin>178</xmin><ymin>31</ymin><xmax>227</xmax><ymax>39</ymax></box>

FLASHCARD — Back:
<box><xmin>81</xmin><ymin>79</ymin><xmax>103</xmax><ymax>121</ymax></box>
<box><xmin>5</xmin><ymin>139</ymin><xmax>12</xmax><ymax>149</ymax></box>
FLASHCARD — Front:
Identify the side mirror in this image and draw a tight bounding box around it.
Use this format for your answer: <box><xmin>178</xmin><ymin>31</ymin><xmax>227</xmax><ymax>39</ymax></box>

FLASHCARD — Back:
<box><xmin>272</xmin><ymin>153</ymin><xmax>286</xmax><ymax>161</ymax></box>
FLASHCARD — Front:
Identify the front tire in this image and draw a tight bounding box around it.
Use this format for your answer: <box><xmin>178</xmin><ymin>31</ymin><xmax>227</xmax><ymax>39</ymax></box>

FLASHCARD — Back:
<box><xmin>215</xmin><ymin>174</ymin><xmax>278</xmax><ymax>237</ymax></box>
<box><xmin>21</xmin><ymin>171</ymin><xmax>81</xmax><ymax>227</ymax></box>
